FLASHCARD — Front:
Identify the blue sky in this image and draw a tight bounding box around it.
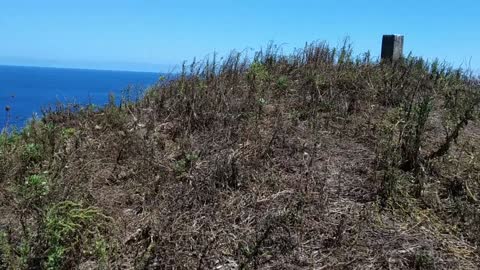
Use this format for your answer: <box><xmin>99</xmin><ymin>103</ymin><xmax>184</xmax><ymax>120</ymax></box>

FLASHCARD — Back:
<box><xmin>0</xmin><ymin>0</ymin><xmax>478</xmax><ymax>72</ymax></box>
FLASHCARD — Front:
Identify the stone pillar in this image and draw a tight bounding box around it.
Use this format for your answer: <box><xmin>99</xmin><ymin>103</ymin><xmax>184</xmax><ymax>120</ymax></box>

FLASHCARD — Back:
<box><xmin>381</xmin><ymin>35</ymin><xmax>404</xmax><ymax>61</ymax></box>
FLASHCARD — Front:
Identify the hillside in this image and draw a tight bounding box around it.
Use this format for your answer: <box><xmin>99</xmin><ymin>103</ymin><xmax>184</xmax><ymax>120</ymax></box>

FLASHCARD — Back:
<box><xmin>1</xmin><ymin>42</ymin><xmax>480</xmax><ymax>269</ymax></box>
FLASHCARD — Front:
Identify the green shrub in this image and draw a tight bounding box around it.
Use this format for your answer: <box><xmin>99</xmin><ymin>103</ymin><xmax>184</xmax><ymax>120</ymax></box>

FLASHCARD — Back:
<box><xmin>0</xmin><ymin>231</ymin><xmax>29</xmax><ymax>270</ymax></box>
<box><xmin>22</xmin><ymin>143</ymin><xmax>43</xmax><ymax>163</ymax></box>
<box><xmin>103</xmin><ymin>98</ymin><xmax>129</xmax><ymax>129</ymax></box>
<box><xmin>0</xmin><ymin>131</ymin><xmax>20</xmax><ymax>147</ymax></box>
<box><xmin>247</xmin><ymin>62</ymin><xmax>269</xmax><ymax>83</ymax></box>
<box><xmin>0</xmin><ymin>231</ymin><xmax>13</xmax><ymax>270</ymax></box>
<box><xmin>399</xmin><ymin>95</ymin><xmax>433</xmax><ymax>173</ymax></box>
<box><xmin>174</xmin><ymin>152</ymin><xmax>199</xmax><ymax>178</ymax></box>
<box><xmin>413</xmin><ymin>249</ymin><xmax>435</xmax><ymax>270</ymax></box>
<box><xmin>0</xmin><ymin>200</ymin><xmax>113</xmax><ymax>270</ymax></box>
<box><xmin>44</xmin><ymin>201</ymin><xmax>112</xmax><ymax>269</ymax></box>
<box><xmin>61</xmin><ymin>127</ymin><xmax>76</xmax><ymax>139</ymax></box>
<box><xmin>276</xmin><ymin>75</ymin><xmax>289</xmax><ymax>91</ymax></box>
<box><xmin>21</xmin><ymin>174</ymin><xmax>49</xmax><ymax>201</ymax></box>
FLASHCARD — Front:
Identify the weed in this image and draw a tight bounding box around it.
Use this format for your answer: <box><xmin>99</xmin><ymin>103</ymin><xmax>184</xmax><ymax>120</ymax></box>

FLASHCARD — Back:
<box><xmin>212</xmin><ymin>153</ymin><xmax>239</xmax><ymax>189</ymax></box>
<box><xmin>103</xmin><ymin>97</ymin><xmax>129</xmax><ymax>128</ymax></box>
<box><xmin>61</xmin><ymin>127</ymin><xmax>76</xmax><ymax>139</ymax></box>
<box><xmin>413</xmin><ymin>249</ymin><xmax>435</xmax><ymax>270</ymax></box>
<box><xmin>46</xmin><ymin>245</ymin><xmax>65</xmax><ymax>270</ymax></box>
<box><xmin>0</xmin><ymin>231</ymin><xmax>13</xmax><ymax>270</ymax></box>
<box><xmin>247</xmin><ymin>62</ymin><xmax>269</xmax><ymax>82</ymax></box>
<box><xmin>18</xmin><ymin>238</ymin><xmax>30</xmax><ymax>269</ymax></box>
<box><xmin>275</xmin><ymin>75</ymin><xmax>289</xmax><ymax>93</ymax></box>
<box><xmin>94</xmin><ymin>239</ymin><xmax>109</xmax><ymax>269</ymax></box>
<box><xmin>174</xmin><ymin>152</ymin><xmax>199</xmax><ymax>178</ymax></box>
<box><xmin>22</xmin><ymin>143</ymin><xmax>43</xmax><ymax>164</ymax></box>
<box><xmin>44</xmin><ymin>201</ymin><xmax>112</xmax><ymax>269</ymax></box>
<box><xmin>20</xmin><ymin>174</ymin><xmax>49</xmax><ymax>202</ymax></box>
<box><xmin>399</xmin><ymin>95</ymin><xmax>433</xmax><ymax>173</ymax></box>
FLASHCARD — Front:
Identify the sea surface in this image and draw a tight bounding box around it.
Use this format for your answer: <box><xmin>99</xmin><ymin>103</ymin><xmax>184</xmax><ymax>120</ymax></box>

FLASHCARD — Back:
<box><xmin>0</xmin><ymin>65</ymin><xmax>160</xmax><ymax>130</ymax></box>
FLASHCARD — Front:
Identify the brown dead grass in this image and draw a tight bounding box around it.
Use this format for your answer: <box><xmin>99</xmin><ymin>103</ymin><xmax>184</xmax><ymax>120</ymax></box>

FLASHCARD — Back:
<box><xmin>1</xmin><ymin>41</ymin><xmax>480</xmax><ymax>269</ymax></box>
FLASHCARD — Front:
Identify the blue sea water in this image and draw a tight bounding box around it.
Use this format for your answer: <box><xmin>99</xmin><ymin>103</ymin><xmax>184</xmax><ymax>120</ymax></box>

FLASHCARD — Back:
<box><xmin>0</xmin><ymin>65</ymin><xmax>160</xmax><ymax>129</ymax></box>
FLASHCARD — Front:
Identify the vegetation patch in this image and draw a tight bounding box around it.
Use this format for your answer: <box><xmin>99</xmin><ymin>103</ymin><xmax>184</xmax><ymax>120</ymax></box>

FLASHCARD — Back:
<box><xmin>1</xmin><ymin>40</ymin><xmax>480</xmax><ymax>269</ymax></box>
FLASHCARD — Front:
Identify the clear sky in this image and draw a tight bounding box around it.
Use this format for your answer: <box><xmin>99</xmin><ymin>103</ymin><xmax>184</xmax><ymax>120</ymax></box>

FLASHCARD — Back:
<box><xmin>0</xmin><ymin>0</ymin><xmax>478</xmax><ymax>72</ymax></box>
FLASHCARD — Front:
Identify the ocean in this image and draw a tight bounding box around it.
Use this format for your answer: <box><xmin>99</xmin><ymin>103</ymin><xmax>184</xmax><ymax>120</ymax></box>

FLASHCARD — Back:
<box><xmin>0</xmin><ymin>65</ymin><xmax>159</xmax><ymax>129</ymax></box>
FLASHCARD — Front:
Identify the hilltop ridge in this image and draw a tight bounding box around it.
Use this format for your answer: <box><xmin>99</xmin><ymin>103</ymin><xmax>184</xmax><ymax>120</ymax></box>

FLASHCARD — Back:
<box><xmin>1</xmin><ymin>41</ymin><xmax>480</xmax><ymax>269</ymax></box>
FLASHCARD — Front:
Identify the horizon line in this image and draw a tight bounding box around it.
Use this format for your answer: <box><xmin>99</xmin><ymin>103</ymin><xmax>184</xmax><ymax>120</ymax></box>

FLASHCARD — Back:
<box><xmin>0</xmin><ymin>63</ymin><xmax>166</xmax><ymax>74</ymax></box>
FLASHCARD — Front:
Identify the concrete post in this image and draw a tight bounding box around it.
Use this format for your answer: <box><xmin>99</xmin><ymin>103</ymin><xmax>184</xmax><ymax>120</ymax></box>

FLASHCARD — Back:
<box><xmin>381</xmin><ymin>35</ymin><xmax>404</xmax><ymax>61</ymax></box>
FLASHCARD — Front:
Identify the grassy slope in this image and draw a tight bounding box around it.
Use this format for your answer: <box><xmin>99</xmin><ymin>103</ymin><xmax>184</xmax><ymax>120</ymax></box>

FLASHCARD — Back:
<box><xmin>1</xmin><ymin>42</ymin><xmax>480</xmax><ymax>269</ymax></box>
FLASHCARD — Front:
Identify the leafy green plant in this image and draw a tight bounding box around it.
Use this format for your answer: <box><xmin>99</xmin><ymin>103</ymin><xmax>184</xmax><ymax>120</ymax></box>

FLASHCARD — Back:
<box><xmin>21</xmin><ymin>174</ymin><xmax>49</xmax><ymax>201</ymax></box>
<box><xmin>44</xmin><ymin>201</ymin><xmax>112</xmax><ymax>269</ymax></box>
<box><xmin>103</xmin><ymin>99</ymin><xmax>129</xmax><ymax>128</ymax></box>
<box><xmin>174</xmin><ymin>152</ymin><xmax>199</xmax><ymax>178</ymax></box>
<box><xmin>94</xmin><ymin>239</ymin><xmax>109</xmax><ymax>269</ymax></box>
<box><xmin>0</xmin><ymin>199</ymin><xmax>113</xmax><ymax>270</ymax></box>
<box><xmin>107</xmin><ymin>92</ymin><xmax>116</xmax><ymax>108</ymax></box>
<box><xmin>22</xmin><ymin>143</ymin><xmax>43</xmax><ymax>163</ymax></box>
<box><xmin>413</xmin><ymin>249</ymin><xmax>435</xmax><ymax>270</ymax></box>
<box><xmin>0</xmin><ymin>231</ymin><xmax>13</xmax><ymax>270</ymax></box>
<box><xmin>247</xmin><ymin>62</ymin><xmax>269</xmax><ymax>83</ymax></box>
<box><xmin>0</xmin><ymin>131</ymin><xmax>20</xmax><ymax>147</ymax></box>
<box><xmin>399</xmin><ymin>95</ymin><xmax>433</xmax><ymax>173</ymax></box>
<box><xmin>276</xmin><ymin>75</ymin><xmax>289</xmax><ymax>91</ymax></box>
<box><xmin>46</xmin><ymin>245</ymin><xmax>65</xmax><ymax>270</ymax></box>
<box><xmin>0</xmin><ymin>235</ymin><xmax>33</xmax><ymax>270</ymax></box>
<box><xmin>18</xmin><ymin>238</ymin><xmax>31</xmax><ymax>269</ymax></box>
<box><xmin>61</xmin><ymin>127</ymin><xmax>76</xmax><ymax>139</ymax></box>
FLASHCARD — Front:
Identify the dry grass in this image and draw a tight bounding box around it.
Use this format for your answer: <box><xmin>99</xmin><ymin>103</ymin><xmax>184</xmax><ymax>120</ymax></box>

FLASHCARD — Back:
<box><xmin>1</xmin><ymin>40</ymin><xmax>480</xmax><ymax>269</ymax></box>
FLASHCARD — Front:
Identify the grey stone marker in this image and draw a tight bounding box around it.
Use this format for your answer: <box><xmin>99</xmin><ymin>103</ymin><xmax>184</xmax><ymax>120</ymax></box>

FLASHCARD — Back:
<box><xmin>381</xmin><ymin>35</ymin><xmax>404</xmax><ymax>61</ymax></box>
